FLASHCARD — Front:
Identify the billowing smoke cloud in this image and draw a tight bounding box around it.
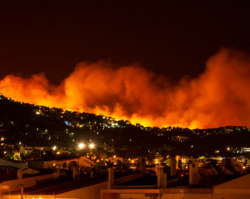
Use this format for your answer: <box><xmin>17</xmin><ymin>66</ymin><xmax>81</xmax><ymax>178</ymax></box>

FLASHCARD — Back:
<box><xmin>1</xmin><ymin>48</ymin><xmax>250</xmax><ymax>129</ymax></box>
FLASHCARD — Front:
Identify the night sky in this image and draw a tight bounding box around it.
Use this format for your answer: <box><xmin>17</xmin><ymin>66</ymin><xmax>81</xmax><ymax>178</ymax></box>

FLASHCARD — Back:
<box><xmin>1</xmin><ymin>1</ymin><xmax>250</xmax><ymax>85</ymax></box>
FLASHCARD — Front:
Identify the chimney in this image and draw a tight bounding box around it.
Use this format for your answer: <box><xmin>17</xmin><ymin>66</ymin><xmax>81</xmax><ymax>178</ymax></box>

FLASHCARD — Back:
<box><xmin>156</xmin><ymin>165</ymin><xmax>167</xmax><ymax>188</ymax></box>
<box><xmin>108</xmin><ymin>167</ymin><xmax>114</xmax><ymax>189</ymax></box>
<box><xmin>178</xmin><ymin>159</ymin><xmax>182</xmax><ymax>169</ymax></box>
<box><xmin>72</xmin><ymin>165</ymin><xmax>78</xmax><ymax>179</ymax></box>
<box><xmin>170</xmin><ymin>155</ymin><xmax>176</xmax><ymax>176</ymax></box>
<box><xmin>17</xmin><ymin>168</ymin><xmax>23</xmax><ymax>179</ymax></box>
<box><xmin>139</xmin><ymin>158</ymin><xmax>146</xmax><ymax>175</ymax></box>
<box><xmin>189</xmin><ymin>162</ymin><xmax>200</xmax><ymax>186</ymax></box>
<box><xmin>53</xmin><ymin>168</ymin><xmax>60</xmax><ymax>181</ymax></box>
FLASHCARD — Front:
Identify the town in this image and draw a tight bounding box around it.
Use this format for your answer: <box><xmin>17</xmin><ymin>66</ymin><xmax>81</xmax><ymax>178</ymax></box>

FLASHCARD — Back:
<box><xmin>0</xmin><ymin>93</ymin><xmax>250</xmax><ymax>198</ymax></box>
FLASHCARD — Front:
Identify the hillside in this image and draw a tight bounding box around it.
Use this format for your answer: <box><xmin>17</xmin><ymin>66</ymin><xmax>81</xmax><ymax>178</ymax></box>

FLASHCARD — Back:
<box><xmin>0</xmin><ymin>94</ymin><xmax>250</xmax><ymax>160</ymax></box>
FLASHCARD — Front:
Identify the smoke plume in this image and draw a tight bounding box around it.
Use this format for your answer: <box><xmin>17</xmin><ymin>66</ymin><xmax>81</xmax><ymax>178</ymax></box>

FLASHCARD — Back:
<box><xmin>1</xmin><ymin>48</ymin><xmax>250</xmax><ymax>129</ymax></box>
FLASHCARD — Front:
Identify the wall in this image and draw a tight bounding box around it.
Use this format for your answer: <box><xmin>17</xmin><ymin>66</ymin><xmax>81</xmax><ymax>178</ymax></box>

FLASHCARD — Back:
<box><xmin>162</xmin><ymin>193</ymin><xmax>212</xmax><ymax>199</ymax></box>
<box><xmin>57</xmin><ymin>181</ymin><xmax>108</xmax><ymax>199</ymax></box>
<box><xmin>161</xmin><ymin>188</ymin><xmax>213</xmax><ymax>199</ymax></box>
<box><xmin>0</xmin><ymin>173</ymin><xmax>53</xmax><ymax>191</ymax></box>
<box><xmin>44</xmin><ymin>160</ymin><xmax>58</xmax><ymax>168</ymax></box>
<box><xmin>28</xmin><ymin>160</ymin><xmax>44</xmax><ymax>169</ymax></box>
<box><xmin>162</xmin><ymin>194</ymin><xmax>184</xmax><ymax>199</ymax></box>
<box><xmin>4</xmin><ymin>195</ymin><xmax>77</xmax><ymax>199</ymax></box>
<box><xmin>101</xmin><ymin>189</ymin><xmax>159</xmax><ymax>199</ymax></box>
<box><xmin>101</xmin><ymin>188</ymin><xmax>213</xmax><ymax>199</ymax></box>
<box><xmin>57</xmin><ymin>172</ymin><xmax>144</xmax><ymax>199</ymax></box>
<box><xmin>0</xmin><ymin>158</ymin><xmax>27</xmax><ymax>169</ymax></box>
<box><xmin>214</xmin><ymin>174</ymin><xmax>250</xmax><ymax>199</ymax></box>
<box><xmin>28</xmin><ymin>157</ymin><xmax>92</xmax><ymax>169</ymax></box>
<box><xmin>79</xmin><ymin>156</ymin><xmax>92</xmax><ymax>167</ymax></box>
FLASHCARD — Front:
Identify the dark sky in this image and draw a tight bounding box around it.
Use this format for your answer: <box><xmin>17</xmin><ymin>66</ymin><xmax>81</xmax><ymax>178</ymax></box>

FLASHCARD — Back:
<box><xmin>1</xmin><ymin>0</ymin><xmax>250</xmax><ymax>85</ymax></box>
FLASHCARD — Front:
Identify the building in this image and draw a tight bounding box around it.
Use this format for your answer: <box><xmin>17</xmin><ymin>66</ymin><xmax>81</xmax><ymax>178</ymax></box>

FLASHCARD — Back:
<box><xmin>1</xmin><ymin>168</ymin><xmax>144</xmax><ymax>199</ymax></box>
<box><xmin>101</xmin><ymin>163</ymin><xmax>250</xmax><ymax>199</ymax></box>
<box><xmin>1</xmin><ymin>157</ymin><xmax>250</xmax><ymax>199</ymax></box>
<box><xmin>28</xmin><ymin>156</ymin><xmax>93</xmax><ymax>169</ymax></box>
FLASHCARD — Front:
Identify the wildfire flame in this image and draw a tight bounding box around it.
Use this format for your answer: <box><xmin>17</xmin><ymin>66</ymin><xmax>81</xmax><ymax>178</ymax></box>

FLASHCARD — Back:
<box><xmin>1</xmin><ymin>48</ymin><xmax>250</xmax><ymax>129</ymax></box>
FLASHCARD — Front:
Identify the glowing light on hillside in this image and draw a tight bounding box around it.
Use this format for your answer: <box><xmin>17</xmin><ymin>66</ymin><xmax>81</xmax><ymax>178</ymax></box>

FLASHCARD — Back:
<box><xmin>78</xmin><ymin>143</ymin><xmax>85</xmax><ymax>149</ymax></box>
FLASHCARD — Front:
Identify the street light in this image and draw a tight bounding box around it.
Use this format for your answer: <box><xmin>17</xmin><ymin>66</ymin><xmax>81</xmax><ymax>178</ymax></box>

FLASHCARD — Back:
<box><xmin>89</xmin><ymin>143</ymin><xmax>95</xmax><ymax>149</ymax></box>
<box><xmin>79</xmin><ymin>143</ymin><xmax>85</xmax><ymax>149</ymax></box>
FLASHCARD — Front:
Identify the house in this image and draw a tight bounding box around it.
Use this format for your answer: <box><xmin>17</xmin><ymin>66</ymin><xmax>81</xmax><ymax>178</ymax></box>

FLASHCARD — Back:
<box><xmin>101</xmin><ymin>161</ymin><xmax>250</xmax><ymax>199</ymax></box>
<box><xmin>1</xmin><ymin>167</ymin><xmax>144</xmax><ymax>199</ymax></box>
<box><xmin>0</xmin><ymin>158</ymin><xmax>27</xmax><ymax>169</ymax></box>
<box><xmin>28</xmin><ymin>155</ymin><xmax>93</xmax><ymax>169</ymax></box>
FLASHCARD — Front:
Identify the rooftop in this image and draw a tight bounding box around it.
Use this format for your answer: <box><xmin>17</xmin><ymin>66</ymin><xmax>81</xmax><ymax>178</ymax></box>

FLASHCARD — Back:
<box><xmin>13</xmin><ymin>169</ymin><xmax>140</xmax><ymax>195</ymax></box>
